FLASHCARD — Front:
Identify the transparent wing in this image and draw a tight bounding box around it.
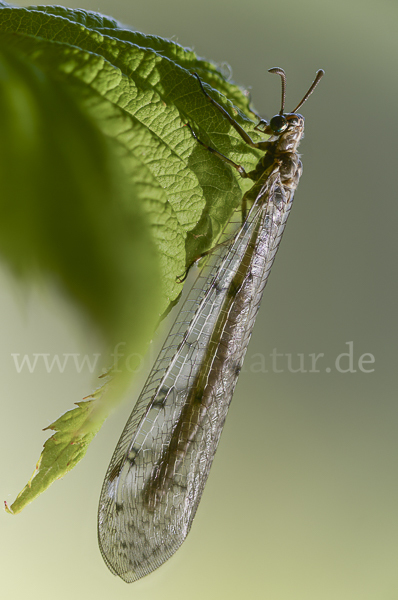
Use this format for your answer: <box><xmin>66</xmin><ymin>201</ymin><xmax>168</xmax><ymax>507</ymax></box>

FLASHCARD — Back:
<box><xmin>98</xmin><ymin>172</ymin><xmax>295</xmax><ymax>582</ymax></box>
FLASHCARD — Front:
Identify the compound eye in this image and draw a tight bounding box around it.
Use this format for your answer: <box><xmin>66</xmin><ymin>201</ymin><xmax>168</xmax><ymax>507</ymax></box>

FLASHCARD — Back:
<box><xmin>270</xmin><ymin>114</ymin><xmax>288</xmax><ymax>134</ymax></box>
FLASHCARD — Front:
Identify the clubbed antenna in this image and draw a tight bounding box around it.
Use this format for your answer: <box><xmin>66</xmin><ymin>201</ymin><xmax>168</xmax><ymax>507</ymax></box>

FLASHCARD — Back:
<box><xmin>268</xmin><ymin>67</ymin><xmax>286</xmax><ymax>115</ymax></box>
<box><xmin>291</xmin><ymin>69</ymin><xmax>325</xmax><ymax>113</ymax></box>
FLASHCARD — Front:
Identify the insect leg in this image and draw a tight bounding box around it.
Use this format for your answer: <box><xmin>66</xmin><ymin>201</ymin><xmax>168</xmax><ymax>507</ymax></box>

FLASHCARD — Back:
<box><xmin>254</xmin><ymin>119</ymin><xmax>270</xmax><ymax>133</ymax></box>
<box><xmin>186</xmin><ymin>123</ymin><xmax>249</xmax><ymax>178</ymax></box>
<box><xmin>193</xmin><ymin>73</ymin><xmax>269</xmax><ymax>150</ymax></box>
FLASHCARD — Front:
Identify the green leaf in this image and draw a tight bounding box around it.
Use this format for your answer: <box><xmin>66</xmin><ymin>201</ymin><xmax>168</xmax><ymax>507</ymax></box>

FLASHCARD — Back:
<box><xmin>0</xmin><ymin>3</ymin><xmax>263</xmax><ymax>513</ymax></box>
<box><xmin>5</xmin><ymin>386</ymin><xmax>110</xmax><ymax>515</ymax></box>
<box><xmin>0</xmin><ymin>41</ymin><xmax>161</xmax><ymax>351</ymax></box>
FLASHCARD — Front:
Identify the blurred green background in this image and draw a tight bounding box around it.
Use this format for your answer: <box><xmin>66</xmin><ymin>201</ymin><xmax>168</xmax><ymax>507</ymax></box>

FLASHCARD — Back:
<box><xmin>1</xmin><ymin>0</ymin><xmax>397</xmax><ymax>598</ymax></box>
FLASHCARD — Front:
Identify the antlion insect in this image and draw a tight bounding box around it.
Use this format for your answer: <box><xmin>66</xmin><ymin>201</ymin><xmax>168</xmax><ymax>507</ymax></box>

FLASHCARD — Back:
<box><xmin>98</xmin><ymin>67</ymin><xmax>324</xmax><ymax>582</ymax></box>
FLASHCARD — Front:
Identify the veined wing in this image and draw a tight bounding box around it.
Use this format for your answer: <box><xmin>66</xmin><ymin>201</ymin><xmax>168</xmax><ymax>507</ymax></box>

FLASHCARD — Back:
<box><xmin>98</xmin><ymin>172</ymin><xmax>295</xmax><ymax>582</ymax></box>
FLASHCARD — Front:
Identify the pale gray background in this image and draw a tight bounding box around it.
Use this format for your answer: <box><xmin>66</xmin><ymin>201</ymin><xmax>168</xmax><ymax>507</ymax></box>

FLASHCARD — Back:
<box><xmin>1</xmin><ymin>1</ymin><xmax>397</xmax><ymax>599</ymax></box>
